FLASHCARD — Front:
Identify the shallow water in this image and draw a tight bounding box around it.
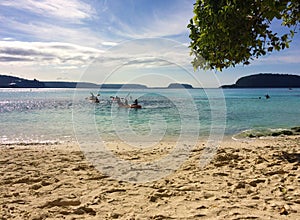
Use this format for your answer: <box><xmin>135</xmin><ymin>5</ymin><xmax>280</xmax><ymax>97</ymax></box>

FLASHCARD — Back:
<box><xmin>0</xmin><ymin>88</ymin><xmax>299</xmax><ymax>144</ymax></box>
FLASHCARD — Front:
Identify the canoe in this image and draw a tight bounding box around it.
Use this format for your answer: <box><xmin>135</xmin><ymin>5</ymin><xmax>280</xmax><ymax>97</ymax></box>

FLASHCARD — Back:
<box><xmin>118</xmin><ymin>103</ymin><xmax>142</xmax><ymax>109</ymax></box>
<box><xmin>130</xmin><ymin>104</ymin><xmax>142</xmax><ymax>109</ymax></box>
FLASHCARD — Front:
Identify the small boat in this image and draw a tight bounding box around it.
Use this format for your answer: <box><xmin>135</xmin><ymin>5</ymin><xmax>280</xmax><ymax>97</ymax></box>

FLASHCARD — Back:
<box><xmin>130</xmin><ymin>99</ymin><xmax>141</xmax><ymax>108</ymax></box>
<box><xmin>117</xmin><ymin>103</ymin><xmax>142</xmax><ymax>109</ymax></box>
<box><xmin>130</xmin><ymin>104</ymin><xmax>142</xmax><ymax>109</ymax></box>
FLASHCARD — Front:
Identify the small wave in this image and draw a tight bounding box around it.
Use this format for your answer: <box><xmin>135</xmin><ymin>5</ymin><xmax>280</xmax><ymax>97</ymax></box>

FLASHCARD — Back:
<box><xmin>0</xmin><ymin>140</ymin><xmax>62</xmax><ymax>146</ymax></box>
<box><xmin>233</xmin><ymin>126</ymin><xmax>300</xmax><ymax>140</ymax></box>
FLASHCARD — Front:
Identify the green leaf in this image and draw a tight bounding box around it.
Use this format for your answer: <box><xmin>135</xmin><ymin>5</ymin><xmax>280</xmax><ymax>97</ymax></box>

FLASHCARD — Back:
<box><xmin>188</xmin><ymin>0</ymin><xmax>299</xmax><ymax>71</ymax></box>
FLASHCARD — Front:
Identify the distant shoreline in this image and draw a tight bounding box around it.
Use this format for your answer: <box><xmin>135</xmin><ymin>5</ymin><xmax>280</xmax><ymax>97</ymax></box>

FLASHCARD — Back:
<box><xmin>2</xmin><ymin>73</ymin><xmax>300</xmax><ymax>89</ymax></box>
<box><xmin>0</xmin><ymin>74</ymin><xmax>195</xmax><ymax>89</ymax></box>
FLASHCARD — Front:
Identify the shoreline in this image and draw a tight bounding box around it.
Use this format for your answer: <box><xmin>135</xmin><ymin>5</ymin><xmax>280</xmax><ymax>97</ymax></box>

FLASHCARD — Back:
<box><xmin>1</xmin><ymin>135</ymin><xmax>299</xmax><ymax>219</ymax></box>
<box><xmin>1</xmin><ymin>131</ymin><xmax>299</xmax><ymax>147</ymax></box>
<box><xmin>2</xmin><ymin>123</ymin><xmax>300</xmax><ymax>146</ymax></box>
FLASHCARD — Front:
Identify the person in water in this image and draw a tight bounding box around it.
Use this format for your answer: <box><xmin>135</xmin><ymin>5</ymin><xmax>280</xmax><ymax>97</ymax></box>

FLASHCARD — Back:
<box><xmin>116</xmin><ymin>97</ymin><xmax>122</xmax><ymax>106</ymax></box>
<box><xmin>134</xmin><ymin>99</ymin><xmax>138</xmax><ymax>105</ymax></box>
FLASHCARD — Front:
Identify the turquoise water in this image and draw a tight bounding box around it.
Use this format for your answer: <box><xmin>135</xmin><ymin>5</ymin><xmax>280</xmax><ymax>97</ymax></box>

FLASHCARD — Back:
<box><xmin>0</xmin><ymin>88</ymin><xmax>299</xmax><ymax>144</ymax></box>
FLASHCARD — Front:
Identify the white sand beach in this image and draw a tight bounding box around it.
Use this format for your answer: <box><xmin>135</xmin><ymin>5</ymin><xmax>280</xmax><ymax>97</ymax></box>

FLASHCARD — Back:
<box><xmin>1</xmin><ymin>136</ymin><xmax>299</xmax><ymax>219</ymax></box>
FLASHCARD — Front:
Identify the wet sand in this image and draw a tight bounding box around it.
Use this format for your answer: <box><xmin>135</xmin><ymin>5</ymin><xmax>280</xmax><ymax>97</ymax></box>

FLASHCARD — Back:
<box><xmin>0</xmin><ymin>136</ymin><xmax>299</xmax><ymax>219</ymax></box>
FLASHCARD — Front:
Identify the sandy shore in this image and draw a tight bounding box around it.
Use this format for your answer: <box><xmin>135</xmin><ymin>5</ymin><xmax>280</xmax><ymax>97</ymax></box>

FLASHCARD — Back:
<box><xmin>0</xmin><ymin>136</ymin><xmax>299</xmax><ymax>219</ymax></box>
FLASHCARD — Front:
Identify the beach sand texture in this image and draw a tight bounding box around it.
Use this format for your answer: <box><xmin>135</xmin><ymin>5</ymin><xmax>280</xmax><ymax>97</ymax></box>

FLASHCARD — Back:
<box><xmin>1</xmin><ymin>137</ymin><xmax>299</xmax><ymax>219</ymax></box>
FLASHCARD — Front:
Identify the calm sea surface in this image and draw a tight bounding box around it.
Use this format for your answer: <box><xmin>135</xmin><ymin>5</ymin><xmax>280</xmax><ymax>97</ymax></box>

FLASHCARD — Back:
<box><xmin>0</xmin><ymin>88</ymin><xmax>299</xmax><ymax>144</ymax></box>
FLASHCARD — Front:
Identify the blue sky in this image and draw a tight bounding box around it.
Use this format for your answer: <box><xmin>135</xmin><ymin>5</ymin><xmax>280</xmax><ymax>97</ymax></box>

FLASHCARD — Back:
<box><xmin>0</xmin><ymin>0</ymin><xmax>299</xmax><ymax>87</ymax></box>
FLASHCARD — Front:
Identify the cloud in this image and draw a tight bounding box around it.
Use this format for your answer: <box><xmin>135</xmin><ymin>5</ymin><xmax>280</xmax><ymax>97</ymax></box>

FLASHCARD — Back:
<box><xmin>252</xmin><ymin>49</ymin><xmax>300</xmax><ymax>65</ymax></box>
<box><xmin>101</xmin><ymin>41</ymin><xmax>118</xmax><ymax>47</ymax></box>
<box><xmin>0</xmin><ymin>1</ymin><xmax>198</xmax><ymax>84</ymax></box>
<box><xmin>0</xmin><ymin>0</ymin><xmax>95</xmax><ymax>23</ymax></box>
<box><xmin>2</xmin><ymin>37</ymin><xmax>14</xmax><ymax>41</ymax></box>
<box><xmin>0</xmin><ymin>56</ymin><xmax>33</xmax><ymax>62</ymax></box>
<box><xmin>101</xmin><ymin>0</ymin><xmax>194</xmax><ymax>39</ymax></box>
<box><xmin>0</xmin><ymin>0</ymin><xmax>194</xmax><ymax>48</ymax></box>
<box><xmin>125</xmin><ymin>58</ymin><xmax>171</xmax><ymax>67</ymax></box>
<box><xmin>0</xmin><ymin>0</ymin><xmax>104</xmax><ymax>47</ymax></box>
<box><xmin>0</xmin><ymin>38</ymin><xmax>193</xmax><ymax>71</ymax></box>
<box><xmin>82</xmin><ymin>38</ymin><xmax>194</xmax><ymax>77</ymax></box>
<box><xmin>0</xmin><ymin>15</ymin><xmax>104</xmax><ymax>47</ymax></box>
<box><xmin>0</xmin><ymin>41</ymin><xmax>103</xmax><ymax>67</ymax></box>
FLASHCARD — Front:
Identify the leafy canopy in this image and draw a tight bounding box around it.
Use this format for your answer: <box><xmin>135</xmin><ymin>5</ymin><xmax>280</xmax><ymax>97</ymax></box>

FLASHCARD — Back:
<box><xmin>188</xmin><ymin>0</ymin><xmax>300</xmax><ymax>71</ymax></box>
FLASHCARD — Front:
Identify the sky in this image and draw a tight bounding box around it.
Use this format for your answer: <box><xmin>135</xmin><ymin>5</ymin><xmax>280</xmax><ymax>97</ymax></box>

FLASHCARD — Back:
<box><xmin>0</xmin><ymin>0</ymin><xmax>300</xmax><ymax>87</ymax></box>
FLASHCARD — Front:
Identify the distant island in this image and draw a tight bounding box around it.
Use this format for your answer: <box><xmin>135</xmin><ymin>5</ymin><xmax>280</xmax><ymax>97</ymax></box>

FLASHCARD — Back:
<box><xmin>100</xmin><ymin>84</ymin><xmax>147</xmax><ymax>89</ymax></box>
<box><xmin>221</xmin><ymin>73</ymin><xmax>300</xmax><ymax>88</ymax></box>
<box><xmin>0</xmin><ymin>74</ymin><xmax>194</xmax><ymax>89</ymax></box>
<box><xmin>167</xmin><ymin>83</ymin><xmax>193</xmax><ymax>89</ymax></box>
<box><xmin>0</xmin><ymin>75</ymin><xmax>46</xmax><ymax>88</ymax></box>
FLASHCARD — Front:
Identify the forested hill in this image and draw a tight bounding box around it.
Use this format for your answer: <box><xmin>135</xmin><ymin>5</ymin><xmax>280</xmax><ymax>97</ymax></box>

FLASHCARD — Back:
<box><xmin>0</xmin><ymin>75</ymin><xmax>45</xmax><ymax>88</ymax></box>
<box><xmin>221</xmin><ymin>74</ymin><xmax>300</xmax><ymax>88</ymax></box>
<box><xmin>0</xmin><ymin>75</ymin><xmax>99</xmax><ymax>88</ymax></box>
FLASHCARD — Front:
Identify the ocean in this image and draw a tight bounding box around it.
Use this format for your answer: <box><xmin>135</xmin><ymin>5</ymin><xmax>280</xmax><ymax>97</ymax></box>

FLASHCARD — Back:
<box><xmin>0</xmin><ymin>88</ymin><xmax>300</xmax><ymax>145</ymax></box>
